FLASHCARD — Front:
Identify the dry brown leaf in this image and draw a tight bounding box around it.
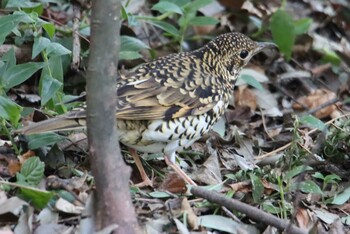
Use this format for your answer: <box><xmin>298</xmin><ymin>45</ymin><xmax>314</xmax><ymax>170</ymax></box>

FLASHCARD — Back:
<box><xmin>18</xmin><ymin>150</ymin><xmax>36</xmax><ymax>165</ymax></box>
<box><xmin>7</xmin><ymin>160</ymin><xmax>21</xmax><ymax>176</ymax></box>
<box><xmin>229</xmin><ymin>180</ymin><xmax>251</xmax><ymax>193</ymax></box>
<box><xmin>234</xmin><ymin>85</ymin><xmax>257</xmax><ymax>111</ymax></box>
<box><xmin>296</xmin><ymin>207</ymin><xmax>311</xmax><ymax>229</ymax></box>
<box><xmin>293</xmin><ymin>89</ymin><xmax>338</xmax><ymax>118</ymax></box>
<box><xmin>160</xmin><ymin>173</ymin><xmax>187</xmax><ymax>194</ymax></box>
<box><xmin>261</xmin><ymin>179</ymin><xmax>275</xmax><ymax>195</ymax></box>
<box><xmin>181</xmin><ymin>197</ymin><xmax>198</xmax><ymax>230</ymax></box>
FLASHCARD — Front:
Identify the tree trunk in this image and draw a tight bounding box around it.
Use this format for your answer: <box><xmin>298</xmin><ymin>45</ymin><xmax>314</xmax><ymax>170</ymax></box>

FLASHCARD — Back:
<box><xmin>86</xmin><ymin>0</ymin><xmax>140</xmax><ymax>233</ymax></box>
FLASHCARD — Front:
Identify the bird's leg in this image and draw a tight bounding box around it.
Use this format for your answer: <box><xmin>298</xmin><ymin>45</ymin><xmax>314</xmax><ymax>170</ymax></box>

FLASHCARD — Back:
<box><xmin>164</xmin><ymin>154</ymin><xmax>197</xmax><ymax>186</ymax></box>
<box><xmin>129</xmin><ymin>148</ymin><xmax>153</xmax><ymax>187</ymax></box>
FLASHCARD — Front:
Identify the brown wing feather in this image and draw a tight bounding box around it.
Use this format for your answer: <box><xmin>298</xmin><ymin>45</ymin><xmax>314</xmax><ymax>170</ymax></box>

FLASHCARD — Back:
<box><xmin>116</xmin><ymin>53</ymin><xmax>220</xmax><ymax>120</ymax></box>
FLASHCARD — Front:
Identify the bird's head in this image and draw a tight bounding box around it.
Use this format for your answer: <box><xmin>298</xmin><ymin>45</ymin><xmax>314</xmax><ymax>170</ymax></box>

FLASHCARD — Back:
<box><xmin>202</xmin><ymin>32</ymin><xmax>277</xmax><ymax>78</ymax></box>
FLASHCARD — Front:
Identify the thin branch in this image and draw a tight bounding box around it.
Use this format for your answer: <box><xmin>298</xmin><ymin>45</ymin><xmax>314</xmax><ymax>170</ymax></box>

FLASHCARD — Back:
<box><xmin>191</xmin><ymin>187</ymin><xmax>308</xmax><ymax>234</ymax></box>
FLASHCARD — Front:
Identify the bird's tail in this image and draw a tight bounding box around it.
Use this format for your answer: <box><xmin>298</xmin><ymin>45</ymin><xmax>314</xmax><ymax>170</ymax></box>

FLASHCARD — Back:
<box><xmin>14</xmin><ymin>112</ymin><xmax>87</xmax><ymax>135</ymax></box>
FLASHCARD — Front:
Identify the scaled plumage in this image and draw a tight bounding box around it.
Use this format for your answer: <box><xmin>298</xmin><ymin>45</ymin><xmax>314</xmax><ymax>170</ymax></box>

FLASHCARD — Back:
<box><xmin>17</xmin><ymin>32</ymin><xmax>276</xmax><ymax>186</ymax></box>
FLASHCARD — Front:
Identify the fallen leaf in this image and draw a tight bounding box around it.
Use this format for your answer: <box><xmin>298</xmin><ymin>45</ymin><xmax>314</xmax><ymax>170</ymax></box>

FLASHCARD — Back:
<box><xmin>229</xmin><ymin>180</ymin><xmax>251</xmax><ymax>193</ymax></box>
<box><xmin>181</xmin><ymin>197</ymin><xmax>198</xmax><ymax>230</ymax></box>
<box><xmin>234</xmin><ymin>85</ymin><xmax>257</xmax><ymax>111</ymax></box>
<box><xmin>293</xmin><ymin>89</ymin><xmax>338</xmax><ymax>118</ymax></box>
<box><xmin>160</xmin><ymin>173</ymin><xmax>187</xmax><ymax>194</ymax></box>
<box><xmin>18</xmin><ymin>150</ymin><xmax>36</xmax><ymax>165</ymax></box>
<box><xmin>296</xmin><ymin>207</ymin><xmax>311</xmax><ymax>229</ymax></box>
<box><xmin>55</xmin><ymin>198</ymin><xmax>83</xmax><ymax>214</ymax></box>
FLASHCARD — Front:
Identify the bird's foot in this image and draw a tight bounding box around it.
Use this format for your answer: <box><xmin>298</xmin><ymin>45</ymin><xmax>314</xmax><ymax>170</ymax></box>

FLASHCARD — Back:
<box><xmin>133</xmin><ymin>177</ymin><xmax>154</xmax><ymax>188</ymax></box>
<box><xmin>164</xmin><ymin>156</ymin><xmax>197</xmax><ymax>186</ymax></box>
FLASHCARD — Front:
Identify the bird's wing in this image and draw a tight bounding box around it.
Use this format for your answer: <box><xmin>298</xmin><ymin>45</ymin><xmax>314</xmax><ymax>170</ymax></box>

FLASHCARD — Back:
<box><xmin>116</xmin><ymin>54</ymin><xmax>220</xmax><ymax>120</ymax></box>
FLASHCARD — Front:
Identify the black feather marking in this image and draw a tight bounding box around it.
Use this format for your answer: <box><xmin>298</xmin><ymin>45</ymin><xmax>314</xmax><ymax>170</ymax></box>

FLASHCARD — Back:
<box><xmin>164</xmin><ymin>106</ymin><xmax>182</xmax><ymax>120</ymax></box>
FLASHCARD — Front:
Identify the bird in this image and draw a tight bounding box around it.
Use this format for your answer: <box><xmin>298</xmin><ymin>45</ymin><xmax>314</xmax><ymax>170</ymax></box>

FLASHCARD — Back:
<box><xmin>16</xmin><ymin>32</ymin><xmax>276</xmax><ymax>187</ymax></box>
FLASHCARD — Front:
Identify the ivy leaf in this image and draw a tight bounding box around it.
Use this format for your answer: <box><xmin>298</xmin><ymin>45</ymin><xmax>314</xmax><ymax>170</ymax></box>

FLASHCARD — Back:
<box><xmin>294</xmin><ymin>18</ymin><xmax>312</xmax><ymax>35</ymax></box>
<box><xmin>119</xmin><ymin>51</ymin><xmax>143</xmax><ymax>60</ymax></box>
<box><xmin>0</xmin><ymin>96</ymin><xmax>22</xmax><ymax>125</ymax></box>
<box><xmin>240</xmin><ymin>74</ymin><xmax>265</xmax><ymax>91</ymax></box>
<box><xmin>32</xmin><ymin>37</ymin><xmax>51</xmax><ymax>58</ymax></box>
<box><xmin>2</xmin><ymin>62</ymin><xmax>45</xmax><ymax>89</ymax></box>
<box><xmin>148</xmin><ymin>21</ymin><xmax>180</xmax><ymax>37</ymax></box>
<box><xmin>27</xmin><ymin>133</ymin><xmax>66</xmax><ymax>149</ymax></box>
<box><xmin>189</xmin><ymin>16</ymin><xmax>219</xmax><ymax>26</ymax></box>
<box><xmin>299</xmin><ymin>115</ymin><xmax>326</xmax><ymax>131</ymax></box>
<box><xmin>19</xmin><ymin>187</ymin><xmax>54</xmax><ymax>209</ymax></box>
<box><xmin>0</xmin><ymin>13</ymin><xmax>27</xmax><ymax>45</ymax></box>
<box><xmin>40</xmin><ymin>72</ymin><xmax>62</xmax><ymax>105</ymax></box>
<box><xmin>186</xmin><ymin>0</ymin><xmax>214</xmax><ymax>12</ymax></box>
<box><xmin>121</xmin><ymin>36</ymin><xmax>149</xmax><ymax>51</ymax></box>
<box><xmin>46</xmin><ymin>42</ymin><xmax>71</xmax><ymax>57</ymax></box>
<box><xmin>250</xmin><ymin>173</ymin><xmax>264</xmax><ymax>203</ymax></box>
<box><xmin>42</xmin><ymin>23</ymin><xmax>55</xmax><ymax>39</ymax></box>
<box><xmin>17</xmin><ymin>157</ymin><xmax>45</xmax><ymax>186</ymax></box>
<box><xmin>299</xmin><ymin>180</ymin><xmax>323</xmax><ymax>194</ymax></box>
<box><xmin>152</xmin><ymin>1</ymin><xmax>183</xmax><ymax>14</ymax></box>
<box><xmin>270</xmin><ymin>9</ymin><xmax>295</xmax><ymax>60</ymax></box>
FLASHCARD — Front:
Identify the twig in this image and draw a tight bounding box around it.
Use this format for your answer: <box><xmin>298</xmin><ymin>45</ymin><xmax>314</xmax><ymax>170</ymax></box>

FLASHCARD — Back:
<box><xmin>255</xmin><ymin>142</ymin><xmax>291</xmax><ymax>161</ymax></box>
<box><xmin>71</xmin><ymin>2</ymin><xmax>82</xmax><ymax>70</ymax></box>
<box><xmin>255</xmin><ymin>112</ymin><xmax>350</xmax><ymax>161</ymax></box>
<box><xmin>191</xmin><ymin>187</ymin><xmax>308</xmax><ymax>234</ymax></box>
<box><xmin>306</xmin><ymin>98</ymin><xmax>339</xmax><ymax>116</ymax></box>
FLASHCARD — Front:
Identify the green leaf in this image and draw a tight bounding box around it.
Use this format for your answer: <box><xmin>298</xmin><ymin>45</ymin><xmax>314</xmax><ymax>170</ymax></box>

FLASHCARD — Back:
<box><xmin>294</xmin><ymin>18</ymin><xmax>312</xmax><ymax>35</ymax></box>
<box><xmin>331</xmin><ymin>186</ymin><xmax>350</xmax><ymax>205</ymax></box>
<box><xmin>48</xmin><ymin>56</ymin><xmax>63</xmax><ymax>83</ymax></box>
<box><xmin>250</xmin><ymin>173</ymin><xmax>264</xmax><ymax>202</ymax></box>
<box><xmin>321</xmin><ymin>49</ymin><xmax>341</xmax><ymax>66</ymax></box>
<box><xmin>189</xmin><ymin>16</ymin><xmax>219</xmax><ymax>26</ymax></box>
<box><xmin>198</xmin><ymin>215</ymin><xmax>257</xmax><ymax>233</ymax></box>
<box><xmin>17</xmin><ymin>157</ymin><xmax>45</xmax><ymax>186</ymax></box>
<box><xmin>119</xmin><ymin>51</ymin><xmax>143</xmax><ymax>60</ymax></box>
<box><xmin>148</xmin><ymin>21</ymin><xmax>180</xmax><ymax>37</ymax></box>
<box><xmin>40</xmin><ymin>73</ymin><xmax>62</xmax><ymax>105</ymax></box>
<box><xmin>46</xmin><ymin>42</ymin><xmax>71</xmax><ymax>57</ymax></box>
<box><xmin>312</xmin><ymin>172</ymin><xmax>325</xmax><ymax>180</ymax></box>
<box><xmin>32</xmin><ymin>37</ymin><xmax>51</xmax><ymax>58</ymax></box>
<box><xmin>26</xmin><ymin>133</ymin><xmax>66</xmax><ymax>149</ymax></box>
<box><xmin>299</xmin><ymin>115</ymin><xmax>326</xmax><ymax>131</ymax></box>
<box><xmin>0</xmin><ymin>95</ymin><xmax>22</xmax><ymax>125</ymax></box>
<box><xmin>323</xmin><ymin>174</ymin><xmax>341</xmax><ymax>184</ymax></box>
<box><xmin>262</xmin><ymin>201</ymin><xmax>283</xmax><ymax>214</ymax></box>
<box><xmin>2</xmin><ymin>62</ymin><xmax>45</xmax><ymax>89</ymax></box>
<box><xmin>121</xmin><ymin>36</ymin><xmax>149</xmax><ymax>51</ymax></box>
<box><xmin>121</xmin><ymin>5</ymin><xmax>128</xmax><ymax>20</ymax></box>
<box><xmin>284</xmin><ymin>165</ymin><xmax>313</xmax><ymax>180</ymax></box>
<box><xmin>299</xmin><ymin>180</ymin><xmax>323</xmax><ymax>194</ymax></box>
<box><xmin>270</xmin><ymin>9</ymin><xmax>295</xmax><ymax>60</ymax></box>
<box><xmin>0</xmin><ymin>47</ymin><xmax>16</xmax><ymax>77</ymax></box>
<box><xmin>148</xmin><ymin>191</ymin><xmax>171</xmax><ymax>198</ymax></box>
<box><xmin>0</xmin><ymin>13</ymin><xmax>27</xmax><ymax>45</ymax></box>
<box><xmin>186</xmin><ymin>0</ymin><xmax>214</xmax><ymax>11</ymax></box>
<box><xmin>6</xmin><ymin>0</ymin><xmax>42</xmax><ymax>8</ymax></box>
<box><xmin>240</xmin><ymin>74</ymin><xmax>265</xmax><ymax>91</ymax></box>
<box><xmin>24</xmin><ymin>4</ymin><xmax>44</xmax><ymax>16</ymax></box>
<box><xmin>42</xmin><ymin>23</ymin><xmax>55</xmax><ymax>39</ymax></box>
<box><xmin>152</xmin><ymin>1</ymin><xmax>183</xmax><ymax>14</ymax></box>
<box><xmin>19</xmin><ymin>187</ymin><xmax>54</xmax><ymax>209</ymax></box>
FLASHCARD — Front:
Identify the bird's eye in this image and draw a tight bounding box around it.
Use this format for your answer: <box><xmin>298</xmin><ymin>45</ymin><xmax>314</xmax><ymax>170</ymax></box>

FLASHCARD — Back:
<box><xmin>239</xmin><ymin>50</ymin><xmax>249</xmax><ymax>59</ymax></box>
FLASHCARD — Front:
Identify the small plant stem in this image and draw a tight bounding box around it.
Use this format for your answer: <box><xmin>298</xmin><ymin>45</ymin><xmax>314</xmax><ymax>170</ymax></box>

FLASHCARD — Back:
<box><xmin>277</xmin><ymin>176</ymin><xmax>287</xmax><ymax>219</ymax></box>
<box><xmin>2</xmin><ymin>119</ymin><xmax>20</xmax><ymax>155</ymax></box>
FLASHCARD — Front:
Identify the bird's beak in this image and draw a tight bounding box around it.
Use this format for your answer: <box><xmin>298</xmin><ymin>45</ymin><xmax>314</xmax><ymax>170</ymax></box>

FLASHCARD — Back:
<box><xmin>253</xmin><ymin>42</ymin><xmax>278</xmax><ymax>55</ymax></box>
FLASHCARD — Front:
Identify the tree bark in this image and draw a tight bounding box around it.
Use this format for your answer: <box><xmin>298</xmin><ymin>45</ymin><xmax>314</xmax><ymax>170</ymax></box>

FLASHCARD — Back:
<box><xmin>86</xmin><ymin>0</ymin><xmax>139</xmax><ymax>233</ymax></box>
